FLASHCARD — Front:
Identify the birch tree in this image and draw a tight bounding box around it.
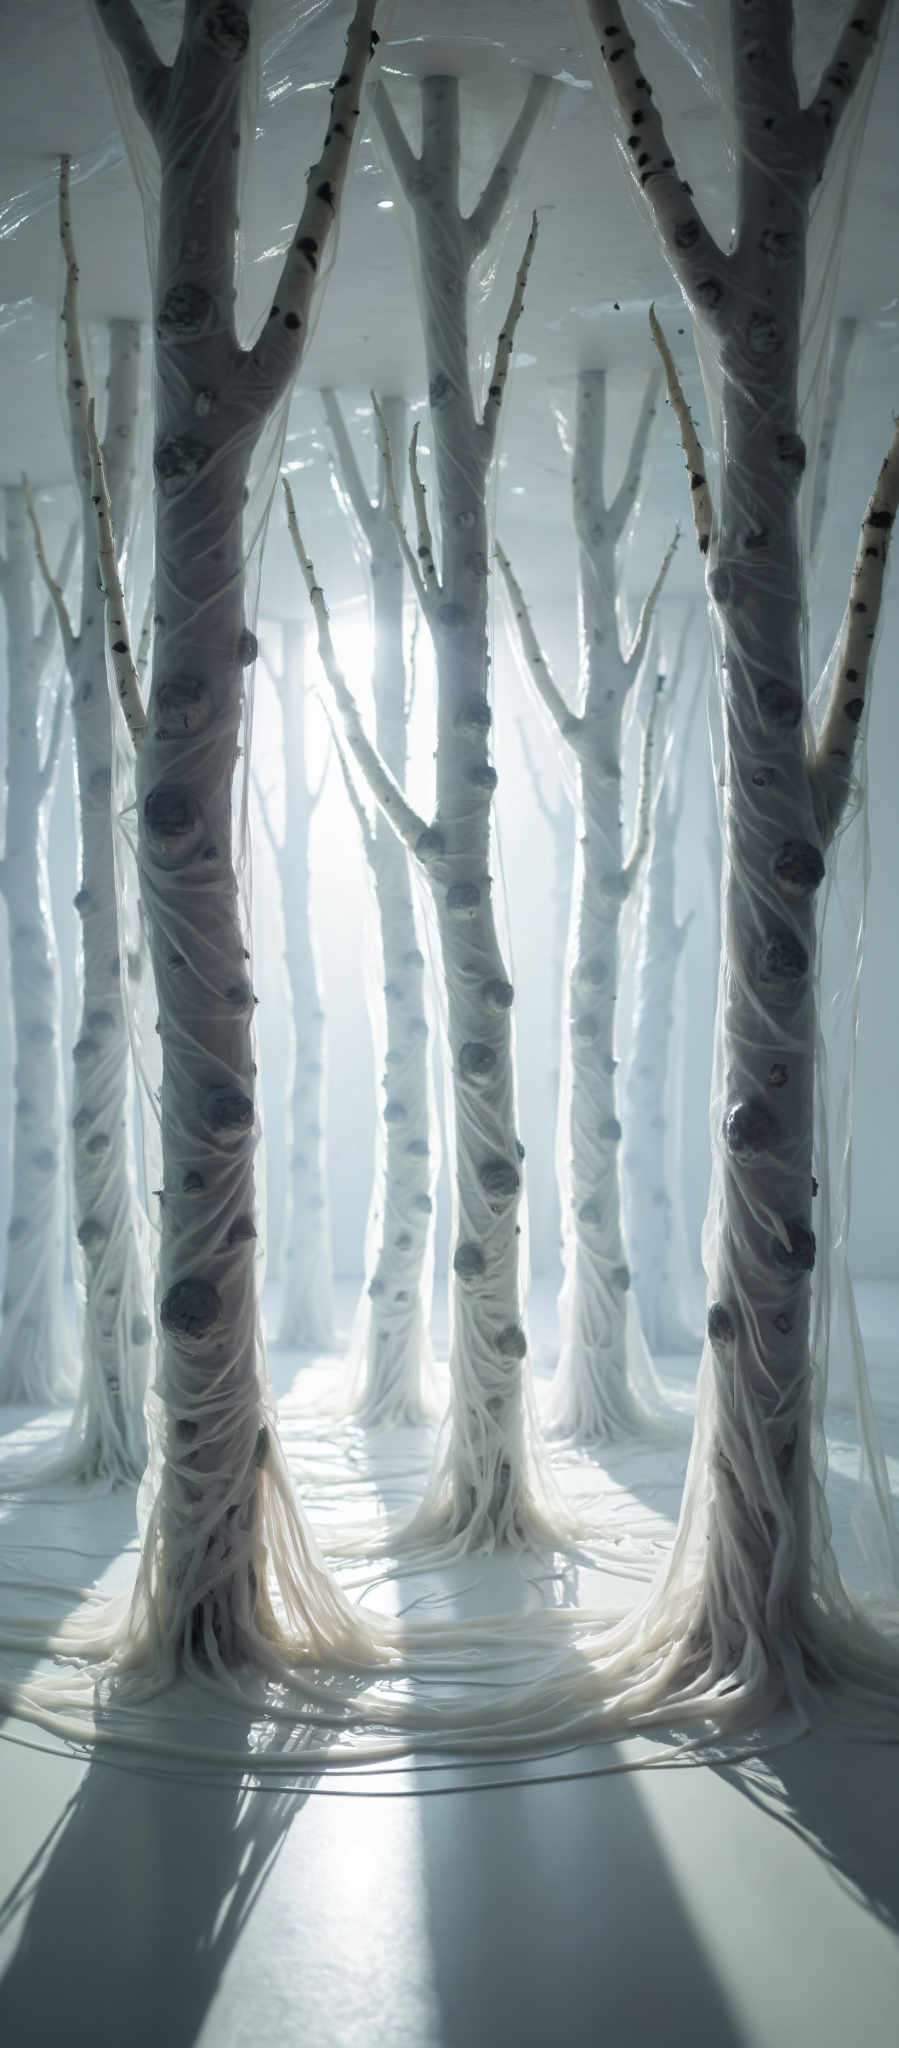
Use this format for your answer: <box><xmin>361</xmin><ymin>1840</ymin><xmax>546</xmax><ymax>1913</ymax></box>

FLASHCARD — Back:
<box><xmin>255</xmin><ymin>621</ymin><xmax>335</xmax><ymax>1354</ymax></box>
<box><xmin>516</xmin><ymin>716</ymin><xmax>572</xmax><ymax>1287</ymax></box>
<box><xmin>320</xmin><ymin>392</ymin><xmax>435</xmax><ymax>1424</ymax></box>
<box><xmin>86</xmin><ymin>0</ymin><xmax>383</xmax><ymax>1675</ymax></box>
<box><xmin>284</xmin><ymin>66</ymin><xmax>559</xmax><ymax>1552</ymax></box>
<box><xmin>622</xmin><ymin>608</ymin><xmax>703</xmax><ymax>1355</ymax></box>
<box><xmin>0</xmin><ymin>492</ymin><xmax>76</xmax><ymax>1405</ymax></box>
<box><xmin>497</xmin><ymin>367</ymin><xmax>676</xmax><ymax>1442</ymax></box>
<box><xmin>23</xmin><ymin>160</ymin><xmax>152</xmax><ymax>1481</ymax></box>
<box><xmin>588</xmin><ymin>0</ymin><xmax>899</xmax><ymax>1701</ymax></box>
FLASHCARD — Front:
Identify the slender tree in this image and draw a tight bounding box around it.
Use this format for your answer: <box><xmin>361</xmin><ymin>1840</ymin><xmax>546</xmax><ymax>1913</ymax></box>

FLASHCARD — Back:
<box><xmin>24</xmin><ymin>160</ymin><xmax>152</xmax><ymax>1481</ymax></box>
<box><xmin>286</xmin><ymin>69</ymin><xmax>559</xmax><ymax>1552</ymax></box>
<box><xmin>255</xmin><ymin>623</ymin><xmax>335</xmax><ymax>1354</ymax></box>
<box><xmin>588</xmin><ymin>0</ymin><xmax>899</xmax><ymax>1705</ymax></box>
<box><xmin>622</xmin><ymin>609</ymin><xmax>703</xmax><ymax>1355</ymax></box>
<box><xmin>320</xmin><ymin>392</ymin><xmax>436</xmax><ymax>1424</ymax></box>
<box><xmin>0</xmin><ymin>493</ymin><xmax>77</xmax><ymax>1404</ymax></box>
<box><xmin>87</xmin><ymin>0</ymin><xmax>383</xmax><ymax>1675</ymax></box>
<box><xmin>496</xmin><ymin>366</ymin><xmax>676</xmax><ymax>1442</ymax></box>
<box><xmin>516</xmin><ymin>716</ymin><xmax>572</xmax><ymax>1290</ymax></box>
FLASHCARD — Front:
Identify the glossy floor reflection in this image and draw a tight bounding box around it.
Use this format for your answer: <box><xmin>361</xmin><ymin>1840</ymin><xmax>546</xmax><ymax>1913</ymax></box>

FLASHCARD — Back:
<box><xmin>0</xmin><ymin>1281</ymin><xmax>897</xmax><ymax>2047</ymax></box>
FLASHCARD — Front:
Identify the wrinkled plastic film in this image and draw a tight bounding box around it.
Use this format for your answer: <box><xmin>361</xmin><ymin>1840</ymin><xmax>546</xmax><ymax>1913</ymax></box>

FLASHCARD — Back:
<box><xmin>356</xmin><ymin>61</ymin><xmax>570</xmax><ymax>1551</ymax></box>
<box><xmin>582</xmin><ymin>0</ymin><xmax>899</xmax><ymax>1711</ymax></box>
<box><xmin>76</xmin><ymin>0</ymin><xmax>400</xmax><ymax>1681</ymax></box>
<box><xmin>0</xmin><ymin>489</ymin><xmax>76</xmax><ymax>1406</ymax></box>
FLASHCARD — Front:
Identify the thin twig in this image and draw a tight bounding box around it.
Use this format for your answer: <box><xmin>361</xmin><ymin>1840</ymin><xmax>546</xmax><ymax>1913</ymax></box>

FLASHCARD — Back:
<box><xmin>626</xmin><ymin>524</ymin><xmax>680</xmax><ymax>675</ymax></box>
<box><xmin>649</xmin><ymin>305</ymin><xmax>714</xmax><ymax>557</ymax></box>
<box><xmin>282</xmin><ymin>475</ymin><xmax>428</xmax><ymax>857</ymax></box>
<box><xmin>370</xmin><ymin>394</ymin><xmax>432</xmax><ymax>615</ymax></box>
<box><xmin>811</xmin><ymin>412</ymin><xmax>899</xmax><ymax>845</ymax></box>
<box><xmin>495</xmin><ymin>539</ymin><xmax>580</xmax><ymax>743</ymax></box>
<box><xmin>482</xmin><ymin>211</ymin><xmax>538</xmax><ymax>453</ymax></box>
<box><xmin>86</xmin><ymin>397</ymin><xmax>147</xmax><ymax>748</ymax></box>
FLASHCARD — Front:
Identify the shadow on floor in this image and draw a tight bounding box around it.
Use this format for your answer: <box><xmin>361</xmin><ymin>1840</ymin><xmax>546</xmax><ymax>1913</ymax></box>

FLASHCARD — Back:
<box><xmin>0</xmin><ymin>1738</ymin><xmax>308</xmax><ymax>2048</ymax></box>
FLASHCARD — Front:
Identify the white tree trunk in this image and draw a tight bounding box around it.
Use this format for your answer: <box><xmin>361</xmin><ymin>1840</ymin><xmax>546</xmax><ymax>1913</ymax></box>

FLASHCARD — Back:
<box><xmin>501</xmin><ymin>369</ymin><xmax>670</xmax><ymax>1440</ymax></box>
<box><xmin>593</xmin><ymin>0</ymin><xmax>896</xmax><ymax>1703</ymax></box>
<box><xmin>322</xmin><ymin>393</ymin><xmax>435</xmax><ymax>1423</ymax></box>
<box><xmin>516</xmin><ymin>725</ymin><xmax>571</xmax><ymax>1286</ymax></box>
<box><xmin>0</xmin><ymin>489</ymin><xmax>75</xmax><ymax>1405</ymax></box>
<box><xmin>623</xmin><ymin>772</ymin><xmax>696</xmax><ymax>1353</ymax></box>
<box><xmin>372</xmin><ymin>75</ymin><xmax>550</xmax><ymax>1543</ymax></box>
<box><xmin>275</xmin><ymin>623</ymin><xmax>335</xmax><ymax>1353</ymax></box>
<box><xmin>92</xmin><ymin>0</ymin><xmax>380</xmax><ymax>1672</ymax></box>
<box><xmin>58</xmin><ymin>318</ymin><xmax>153</xmax><ymax>1480</ymax></box>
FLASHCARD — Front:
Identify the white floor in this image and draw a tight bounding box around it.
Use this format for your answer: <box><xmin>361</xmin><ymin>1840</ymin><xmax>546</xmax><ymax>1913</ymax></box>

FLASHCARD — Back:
<box><xmin>0</xmin><ymin>1280</ymin><xmax>897</xmax><ymax>2048</ymax></box>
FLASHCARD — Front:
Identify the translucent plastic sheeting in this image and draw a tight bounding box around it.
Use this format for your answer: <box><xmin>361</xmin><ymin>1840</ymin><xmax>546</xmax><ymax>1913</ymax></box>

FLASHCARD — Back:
<box><xmin>330</xmin><ymin>59</ymin><xmax>574</xmax><ymax>1556</ymax></box>
<box><xmin>1</xmin><ymin>0</ymin><xmax>897</xmax><ymax>1780</ymax></box>
<box><xmin>499</xmin><ymin>365</ymin><xmax>678</xmax><ymax>1442</ymax></box>
<box><xmin>0</xmin><ymin>0</ymin><xmax>418</xmax><ymax>1709</ymax></box>
<box><xmin>579</xmin><ymin>0</ymin><xmax>899</xmax><ymax>1723</ymax></box>
<box><xmin>314</xmin><ymin>397</ymin><xmax>441</xmax><ymax>1426</ymax></box>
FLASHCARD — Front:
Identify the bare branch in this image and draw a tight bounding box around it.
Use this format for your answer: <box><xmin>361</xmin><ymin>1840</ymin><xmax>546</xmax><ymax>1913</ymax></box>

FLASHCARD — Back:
<box><xmin>58</xmin><ymin>155</ymin><xmax>92</xmax><ymax>493</ymax></box>
<box><xmin>87</xmin><ymin>397</ymin><xmax>147</xmax><ymax>748</ymax></box>
<box><xmin>320</xmin><ymin>697</ymin><xmax>376</xmax><ymax>867</ymax></box>
<box><xmin>38</xmin><ymin>677</ymin><xmax>68</xmax><ymax>797</ymax></box>
<box><xmin>623</xmin><ymin>673</ymin><xmax>665</xmax><ymax>890</ymax></box>
<box><xmin>22</xmin><ymin>475</ymin><xmax>78</xmax><ymax>671</ymax></box>
<box><xmin>626</xmin><ymin>524</ymin><xmax>680</xmax><ymax>676</ymax></box>
<box><xmin>610</xmin><ymin>370</ymin><xmax>661</xmax><ymax>539</ymax></box>
<box><xmin>239</xmin><ymin>0</ymin><xmax>378</xmax><ymax>411</ymax></box>
<box><xmin>481</xmin><ymin>210</ymin><xmax>539</xmax><ymax>454</ymax></box>
<box><xmin>811</xmin><ymin>412</ymin><xmax>899</xmax><ymax>846</ymax></box>
<box><xmin>321</xmin><ymin>387</ymin><xmax>376</xmax><ymax>543</ymax></box>
<box><xmin>810</xmin><ymin>317</ymin><xmax>859</xmax><ymax>561</ymax></box>
<box><xmin>282</xmin><ymin>475</ymin><xmax>428</xmax><ymax>857</ymax></box>
<box><xmin>371</xmin><ymin>394</ymin><xmax>432</xmax><ymax>615</ymax></box>
<box><xmin>90</xmin><ymin>0</ymin><xmax>170</xmax><ymax>136</ymax></box>
<box><xmin>804</xmin><ymin>0</ymin><xmax>891</xmax><ymax>179</ymax></box>
<box><xmin>36</xmin><ymin>521</ymin><xmax>79</xmax><ymax>667</ymax></box>
<box><xmin>649</xmin><ymin>304</ymin><xmax>715</xmax><ymax>557</ymax></box>
<box><xmin>371</xmin><ymin>80</ymin><xmax>420</xmax><ymax>199</ymax></box>
<box><xmin>495</xmin><ymin>539</ymin><xmax>580</xmax><ymax>745</ymax></box>
<box><xmin>466</xmin><ymin>74</ymin><xmax>552</xmax><ymax>257</ymax></box>
<box><xmin>585</xmin><ymin>2</ymin><xmax>726</xmax><ymax>320</ymax></box>
<box><xmin>408</xmin><ymin>422</ymin><xmax>439</xmax><ymax>596</ymax></box>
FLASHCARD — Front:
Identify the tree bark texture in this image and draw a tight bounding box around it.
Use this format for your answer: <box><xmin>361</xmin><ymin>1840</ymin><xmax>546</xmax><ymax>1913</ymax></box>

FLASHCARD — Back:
<box><xmin>592</xmin><ymin>0</ymin><xmax>895</xmax><ymax>1697</ymax></box>
<box><xmin>322</xmin><ymin>393</ymin><xmax>435</xmax><ymax>1423</ymax></box>
<box><xmin>93</xmin><ymin>0</ymin><xmax>380</xmax><ymax>1670</ymax></box>
<box><xmin>0</xmin><ymin>490</ymin><xmax>75</xmax><ymax>1404</ymax></box>
<box><xmin>270</xmin><ymin>624</ymin><xmax>335</xmax><ymax>1354</ymax></box>
<box><xmin>58</xmin><ymin>307</ymin><xmax>153</xmax><ymax>1480</ymax></box>
<box><xmin>372</xmin><ymin>73</ymin><xmax>552</xmax><ymax>1543</ymax></box>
